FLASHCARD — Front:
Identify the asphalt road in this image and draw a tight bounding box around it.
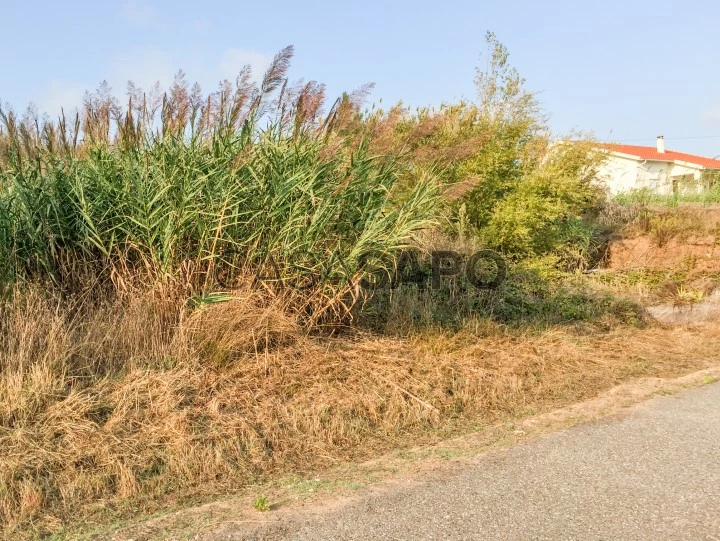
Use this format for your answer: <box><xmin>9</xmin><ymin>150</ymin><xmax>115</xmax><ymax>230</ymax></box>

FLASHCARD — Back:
<box><xmin>238</xmin><ymin>382</ymin><xmax>720</xmax><ymax>541</ymax></box>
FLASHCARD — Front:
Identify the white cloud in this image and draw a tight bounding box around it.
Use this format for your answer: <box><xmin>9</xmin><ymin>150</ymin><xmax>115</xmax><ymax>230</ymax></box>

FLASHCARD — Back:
<box><xmin>31</xmin><ymin>46</ymin><xmax>274</xmax><ymax>117</ymax></box>
<box><xmin>37</xmin><ymin>80</ymin><xmax>87</xmax><ymax>119</ymax></box>
<box><xmin>109</xmin><ymin>47</ymin><xmax>176</xmax><ymax>94</ymax></box>
<box><xmin>107</xmin><ymin>47</ymin><xmax>271</xmax><ymax>95</ymax></box>
<box><xmin>704</xmin><ymin>106</ymin><xmax>720</xmax><ymax>127</ymax></box>
<box><xmin>219</xmin><ymin>49</ymin><xmax>272</xmax><ymax>82</ymax></box>
<box><xmin>120</xmin><ymin>0</ymin><xmax>156</xmax><ymax>27</ymax></box>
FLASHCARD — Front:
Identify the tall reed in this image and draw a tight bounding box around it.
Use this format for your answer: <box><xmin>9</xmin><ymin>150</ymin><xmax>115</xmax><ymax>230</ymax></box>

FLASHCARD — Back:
<box><xmin>0</xmin><ymin>47</ymin><xmax>439</xmax><ymax>322</ymax></box>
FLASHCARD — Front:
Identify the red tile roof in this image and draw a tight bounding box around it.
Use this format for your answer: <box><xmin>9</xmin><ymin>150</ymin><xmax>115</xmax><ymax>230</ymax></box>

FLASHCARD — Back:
<box><xmin>596</xmin><ymin>143</ymin><xmax>720</xmax><ymax>169</ymax></box>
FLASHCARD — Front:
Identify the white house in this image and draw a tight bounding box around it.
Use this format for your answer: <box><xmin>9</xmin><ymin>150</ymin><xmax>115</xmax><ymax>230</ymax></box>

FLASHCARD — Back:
<box><xmin>594</xmin><ymin>137</ymin><xmax>720</xmax><ymax>195</ymax></box>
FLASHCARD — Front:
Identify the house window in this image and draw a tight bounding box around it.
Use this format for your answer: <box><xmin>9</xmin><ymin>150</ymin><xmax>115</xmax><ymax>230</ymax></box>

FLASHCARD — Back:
<box><xmin>670</xmin><ymin>174</ymin><xmax>697</xmax><ymax>196</ymax></box>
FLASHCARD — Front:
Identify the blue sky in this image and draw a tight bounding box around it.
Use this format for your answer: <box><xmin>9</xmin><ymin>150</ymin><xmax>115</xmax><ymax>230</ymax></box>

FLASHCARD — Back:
<box><xmin>2</xmin><ymin>0</ymin><xmax>720</xmax><ymax>156</ymax></box>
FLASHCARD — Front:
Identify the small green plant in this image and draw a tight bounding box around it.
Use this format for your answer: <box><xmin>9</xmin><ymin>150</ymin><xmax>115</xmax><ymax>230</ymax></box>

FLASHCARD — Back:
<box><xmin>649</xmin><ymin>214</ymin><xmax>679</xmax><ymax>247</ymax></box>
<box><xmin>673</xmin><ymin>286</ymin><xmax>705</xmax><ymax>308</ymax></box>
<box><xmin>252</xmin><ymin>495</ymin><xmax>270</xmax><ymax>512</ymax></box>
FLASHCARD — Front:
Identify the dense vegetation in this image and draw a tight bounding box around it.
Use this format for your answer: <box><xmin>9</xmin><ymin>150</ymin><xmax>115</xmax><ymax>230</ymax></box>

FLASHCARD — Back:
<box><xmin>0</xmin><ymin>35</ymin><xmax>662</xmax><ymax>538</ymax></box>
<box><xmin>0</xmin><ymin>35</ymin><xmax>610</xmax><ymax>328</ymax></box>
<box><xmin>0</xmin><ymin>46</ymin><xmax>442</xmax><ymax>324</ymax></box>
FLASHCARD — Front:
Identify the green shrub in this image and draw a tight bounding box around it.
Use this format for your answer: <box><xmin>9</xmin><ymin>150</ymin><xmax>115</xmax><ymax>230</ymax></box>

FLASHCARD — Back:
<box><xmin>342</xmin><ymin>33</ymin><xmax>608</xmax><ymax>270</ymax></box>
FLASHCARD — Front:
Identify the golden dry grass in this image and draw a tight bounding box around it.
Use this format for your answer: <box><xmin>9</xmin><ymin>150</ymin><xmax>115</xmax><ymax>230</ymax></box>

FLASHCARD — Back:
<box><xmin>1</xmin><ymin>287</ymin><xmax>719</xmax><ymax>539</ymax></box>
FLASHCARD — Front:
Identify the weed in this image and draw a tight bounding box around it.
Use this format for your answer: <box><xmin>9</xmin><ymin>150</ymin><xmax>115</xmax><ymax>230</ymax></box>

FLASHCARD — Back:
<box><xmin>650</xmin><ymin>214</ymin><xmax>679</xmax><ymax>247</ymax></box>
<box><xmin>673</xmin><ymin>287</ymin><xmax>705</xmax><ymax>308</ymax></box>
<box><xmin>252</xmin><ymin>496</ymin><xmax>270</xmax><ymax>512</ymax></box>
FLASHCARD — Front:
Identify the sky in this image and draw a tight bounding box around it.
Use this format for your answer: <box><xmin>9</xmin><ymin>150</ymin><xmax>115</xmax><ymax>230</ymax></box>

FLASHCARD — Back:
<box><xmin>2</xmin><ymin>0</ymin><xmax>720</xmax><ymax>157</ymax></box>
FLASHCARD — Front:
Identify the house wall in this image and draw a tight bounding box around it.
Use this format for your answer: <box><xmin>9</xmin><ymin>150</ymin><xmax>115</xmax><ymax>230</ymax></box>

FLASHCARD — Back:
<box><xmin>638</xmin><ymin>161</ymin><xmax>672</xmax><ymax>194</ymax></box>
<box><xmin>596</xmin><ymin>155</ymin><xmax>644</xmax><ymax>194</ymax></box>
<box><xmin>597</xmin><ymin>155</ymin><xmax>704</xmax><ymax>195</ymax></box>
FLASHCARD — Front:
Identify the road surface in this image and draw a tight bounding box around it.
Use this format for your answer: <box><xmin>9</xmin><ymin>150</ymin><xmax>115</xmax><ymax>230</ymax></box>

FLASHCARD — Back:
<box><xmin>234</xmin><ymin>382</ymin><xmax>720</xmax><ymax>540</ymax></box>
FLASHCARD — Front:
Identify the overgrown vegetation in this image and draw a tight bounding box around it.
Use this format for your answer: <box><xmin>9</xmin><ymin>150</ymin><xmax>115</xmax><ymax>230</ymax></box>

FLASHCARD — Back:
<box><xmin>589</xmin><ymin>199</ymin><xmax>720</xmax><ymax>310</ymax></box>
<box><xmin>1</xmin><ymin>286</ymin><xmax>717</xmax><ymax>539</ymax></box>
<box><xmin>0</xmin><ymin>35</ymin><xmax>613</xmax><ymax>328</ymax></box>
<box><xmin>2</xmin><ymin>34</ymin><xmax>706</xmax><ymax>539</ymax></box>
<box><xmin>614</xmin><ymin>180</ymin><xmax>720</xmax><ymax>207</ymax></box>
<box><xmin>0</xmin><ymin>47</ymin><xmax>440</xmax><ymax>325</ymax></box>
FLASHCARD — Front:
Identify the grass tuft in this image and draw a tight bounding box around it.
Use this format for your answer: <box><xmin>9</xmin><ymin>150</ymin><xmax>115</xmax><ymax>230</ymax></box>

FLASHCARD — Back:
<box><xmin>252</xmin><ymin>496</ymin><xmax>270</xmax><ymax>512</ymax></box>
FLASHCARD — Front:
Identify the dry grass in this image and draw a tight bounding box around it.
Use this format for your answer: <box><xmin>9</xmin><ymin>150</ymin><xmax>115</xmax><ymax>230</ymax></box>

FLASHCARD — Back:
<box><xmin>1</xmin><ymin>287</ymin><xmax>719</xmax><ymax>539</ymax></box>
